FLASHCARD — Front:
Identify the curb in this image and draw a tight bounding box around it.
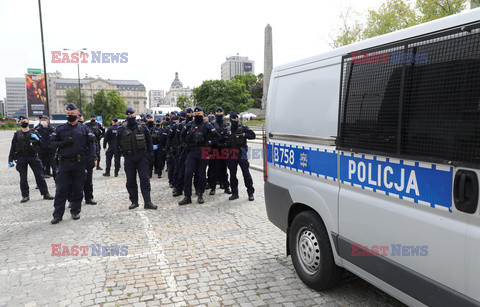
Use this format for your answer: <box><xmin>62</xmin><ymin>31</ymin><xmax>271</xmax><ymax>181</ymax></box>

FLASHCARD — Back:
<box><xmin>250</xmin><ymin>165</ymin><xmax>263</xmax><ymax>173</ymax></box>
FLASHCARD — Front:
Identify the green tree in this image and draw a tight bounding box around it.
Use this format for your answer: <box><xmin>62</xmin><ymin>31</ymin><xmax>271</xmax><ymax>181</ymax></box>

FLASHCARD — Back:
<box><xmin>249</xmin><ymin>80</ymin><xmax>263</xmax><ymax>109</ymax></box>
<box><xmin>416</xmin><ymin>0</ymin><xmax>466</xmax><ymax>22</ymax></box>
<box><xmin>65</xmin><ymin>87</ymin><xmax>88</xmax><ymax>114</ymax></box>
<box><xmin>231</xmin><ymin>73</ymin><xmax>258</xmax><ymax>91</ymax></box>
<box><xmin>331</xmin><ymin>0</ymin><xmax>467</xmax><ymax>46</ymax></box>
<box><xmin>177</xmin><ymin>94</ymin><xmax>193</xmax><ymax>110</ymax></box>
<box><xmin>85</xmin><ymin>90</ymin><xmax>127</xmax><ymax>126</ymax></box>
<box><xmin>192</xmin><ymin>79</ymin><xmax>253</xmax><ymax>115</ymax></box>
<box><xmin>473</xmin><ymin>0</ymin><xmax>480</xmax><ymax>8</ymax></box>
<box><xmin>363</xmin><ymin>0</ymin><xmax>417</xmax><ymax>39</ymax></box>
<box><xmin>0</xmin><ymin>112</ymin><xmax>4</xmax><ymax>122</ymax></box>
<box><xmin>329</xmin><ymin>6</ymin><xmax>364</xmax><ymax>48</ymax></box>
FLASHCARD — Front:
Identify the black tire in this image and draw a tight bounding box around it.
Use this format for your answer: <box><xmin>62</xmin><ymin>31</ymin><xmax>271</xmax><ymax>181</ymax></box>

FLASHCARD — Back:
<box><xmin>289</xmin><ymin>210</ymin><xmax>342</xmax><ymax>290</ymax></box>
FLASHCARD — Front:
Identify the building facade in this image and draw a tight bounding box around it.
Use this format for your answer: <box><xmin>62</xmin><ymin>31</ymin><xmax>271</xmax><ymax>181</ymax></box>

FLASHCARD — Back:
<box><xmin>164</xmin><ymin>72</ymin><xmax>192</xmax><ymax>107</ymax></box>
<box><xmin>148</xmin><ymin>90</ymin><xmax>165</xmax><ymax>108</ymax></box>
<box><xmin>49</xmin><ymin>73</ymin><xmax>147</xmax><ymax>115</ymax></box>
<box><xmin>221</xmin><ymin>54</ymin><xmax>255</xmax><ymax>81</ymax></box>
<box><xmin>5</xmin><ymin>78</ymin><xmax>27</xmax><ymax>118</ymax></box>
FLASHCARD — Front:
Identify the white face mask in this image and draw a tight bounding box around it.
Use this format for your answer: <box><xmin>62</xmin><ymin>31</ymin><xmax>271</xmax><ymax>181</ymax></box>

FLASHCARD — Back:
<box><xmin>41</xmin><ymin>121</ymin><xmax>48</xmax><ymax>127</ymax></box>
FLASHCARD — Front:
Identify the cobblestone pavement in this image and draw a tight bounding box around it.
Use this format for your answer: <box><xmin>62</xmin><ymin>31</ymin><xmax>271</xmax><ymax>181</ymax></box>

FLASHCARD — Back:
<box><xmin>0</xmin><ymin>130</ymin><xmax>404</xmax><ymax>306</ymax></box>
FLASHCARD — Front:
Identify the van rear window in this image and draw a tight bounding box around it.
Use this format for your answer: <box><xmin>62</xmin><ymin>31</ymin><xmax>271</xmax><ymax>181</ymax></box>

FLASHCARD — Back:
<box><xmin>338</xmin><ymin>28</ymin><xmax>480</xmax><ymax>167</ymax></box>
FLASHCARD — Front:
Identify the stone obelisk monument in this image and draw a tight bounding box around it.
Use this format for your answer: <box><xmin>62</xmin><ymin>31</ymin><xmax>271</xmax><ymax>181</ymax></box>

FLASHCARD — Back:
<box><xmin>262</xmin><ymin>24</ymin><xmax>273</xmax><ymax>110</ymax></box>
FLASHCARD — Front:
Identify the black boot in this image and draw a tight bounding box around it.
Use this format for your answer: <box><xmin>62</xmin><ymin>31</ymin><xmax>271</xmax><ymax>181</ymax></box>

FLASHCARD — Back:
<box><xmin>96</xmin><ymin>166</ymin><xmax>103</xmax><ymax>170</ymax></box>
<box><xmin>71</xmin><ymin>213</ymin><xmax>80</xmax><ymax>220</ymax></box>
<box><xmin>20</xmin><ymin>196</ymin><xmax>29</xmax><ymax>203</ymax></box>
<box><xmin>248</xmin><ymin>193</ymin><xmax>254</xmax><ymax>201</ymax></box>
<box><xmin>85</xmin><ymin>199</ymin><xmax>97</xmax><ymax>205</ymax></box>
<box><xmin>172</xmin><ymin>189</ymin><xmax>183</xmax><ymax>197</ymax></box>
<box><xmin>51</xmin><ymin>216</ymin><xmax>62</xmax><ymax>224</ymax></box>
<box><xmin>129</xmin><ymin>203</ymin><xmax>139</xmax><ymax>209</ymax></box>
<box><xmin>43</xmin><ymin>194</ymin><xmax>54</xmax><ymax>200</ymax></box>
<box><xmin>178</xmin><ymin>196</ymin><xmax>192</xmax><ymax>205</ymax></box>
<box><xmin>224</xmin><ymin>187</ymin><xmax>232</xmax><ymax>194</ymax></box>
<box><xmin>157</xmin><ymin>173</ymin><xmax>162</xmax><ymax>178</ymax></box>
<box><xmin>144</xmin><ymin>202</ymin><xmax>158</xmax><ymax>210</ymax></box>
<box><xmin>197</xmin><ymin>195</ymin><xmax>204</xmax><ymax>204</ymax></box>
<box><xmin>229</xmin><ymin>194</ymin><xmax>239</xmax><ymax>200</ymax></box>
<box><xmin>103</xmin><ymin>172</ymin><xmax>110</xmax><ymax>177</ymax></box>
<box><xmin>205</xmin><ymin>183</ymin><xmax>211</xmax><ymax>190</ymax></box>
<box><xmin>114</xmin><ymin>171</ymin><xmax>119</xmax><ymax>177</ymax></box>
<box><xmin>209</xmin><ymin>188</ymin><xmax>216</xmax><ymax>195</ymax></box>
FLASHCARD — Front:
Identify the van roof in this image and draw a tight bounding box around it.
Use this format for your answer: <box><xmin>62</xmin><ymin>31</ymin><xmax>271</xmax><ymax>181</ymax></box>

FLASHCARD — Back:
<box><xmin>276</xmin><ymin>8</ymin><xmax>480</xmax><ymax>72</ymax></box>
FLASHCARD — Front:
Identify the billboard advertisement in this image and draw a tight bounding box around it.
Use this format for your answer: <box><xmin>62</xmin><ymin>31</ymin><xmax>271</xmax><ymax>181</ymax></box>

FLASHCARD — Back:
<box><xmin>243</xmin><ymin>62</ymin><xmax>252</xmax><ymax>72</ymax></box>
<box><xmin>26</xmin><ymin>74</ymin><xmax>49</xmax><ymax>117</ymax></box>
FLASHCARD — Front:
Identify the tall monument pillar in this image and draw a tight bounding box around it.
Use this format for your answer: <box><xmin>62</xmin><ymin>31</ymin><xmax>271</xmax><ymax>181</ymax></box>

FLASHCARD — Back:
<box><xmin>262</xmin><ymin>24</ymin><xmax>273</xmax><ymax>110</ymax></box>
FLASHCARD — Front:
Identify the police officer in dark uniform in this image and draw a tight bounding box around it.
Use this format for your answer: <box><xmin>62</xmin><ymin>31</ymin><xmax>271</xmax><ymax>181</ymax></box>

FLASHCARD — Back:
<box><xmin>166</xmin><ymin>115</ymin><xmax>180</xmax><ymax>186</ymax></box>
<box><xmin>208</xmin><ymin>107</ymin><xmax>231</xmax><ymax>195</ymax></box>
<box><xmin>178</xmin><ymin>107</ymin><xmax>220</xmax><ymax>205</ymax></box>
<box><xmin>116</xmin><ymin>108</ymin><xmax>157</xmax><ymax>210</ymax></box>
<box><xmin>148</xmin><ymin>116</ymin><xmax>165</xmax><ymax>178</ymax></box>
<box><xmin>170</xmin><ymin>111</ymin><xmax>187</xmax><ymax>197</ymax></box>
<box><xmin>8</xmin><ymin>116</ymin><xmax>54</xmax><ymax>203</ymax></box>
<box><xmin>162</xmin><ymin>113</ymin><xmax>176</xmax><ymax>187</ymax></box>
<box><xmin>85</xmin><ymin>114</ymin><xmax>105</xmax><ymax>170</ymax></box>
<box><xmin>103</xmin><ymin>118</ymin><xmax>121</xmax><ymax>177</ymax></box>
<box><xmin>50</xmin><ymin>104</ymin><xmax>97</xmax><ymax>224</ymax></box>
<box><xmin>222</xmin><ymin>111</ymin><xmax>256</xmax><ymax>201</ymax></box>
<box><xmin>35</xmin><ymin>114</ymin><xmax>56</xmax><ymax>178</ymax></box>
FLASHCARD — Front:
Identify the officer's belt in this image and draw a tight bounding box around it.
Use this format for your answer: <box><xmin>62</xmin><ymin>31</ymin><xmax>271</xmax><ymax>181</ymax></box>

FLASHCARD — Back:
<box><xmin>58</xmin><ymin>154</ymin><xmax>85</xmax><ymax>163</ymax></box>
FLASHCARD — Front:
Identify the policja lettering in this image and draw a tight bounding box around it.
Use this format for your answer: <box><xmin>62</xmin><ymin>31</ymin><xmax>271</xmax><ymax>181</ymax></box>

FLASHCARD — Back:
<box><xmin>347</xmin><ymin>160</ymin><xmax>420</xmax><ymax>196</ymax></box>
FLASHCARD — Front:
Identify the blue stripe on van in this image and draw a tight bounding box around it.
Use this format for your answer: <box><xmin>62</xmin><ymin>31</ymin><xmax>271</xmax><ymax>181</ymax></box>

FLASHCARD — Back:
<box><xmin>267</xmin><ymin>142</ymin><xmax>454</xmax><ymax>212</ymax></box>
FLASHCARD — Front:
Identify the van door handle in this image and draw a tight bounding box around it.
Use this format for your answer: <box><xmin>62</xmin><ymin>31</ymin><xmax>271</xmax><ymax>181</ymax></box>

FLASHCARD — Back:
<box><xmin>454</xmin><ymin>170</ymin><xmax>478</xmax><ymax>214</ymax></box>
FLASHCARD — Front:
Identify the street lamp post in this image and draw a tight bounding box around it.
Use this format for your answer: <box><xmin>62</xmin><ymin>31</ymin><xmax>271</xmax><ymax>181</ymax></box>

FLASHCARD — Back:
<box><xmin>63</xmin><ymin>48</ymin><xmax>87</xmax><ymax>113</ymax></box>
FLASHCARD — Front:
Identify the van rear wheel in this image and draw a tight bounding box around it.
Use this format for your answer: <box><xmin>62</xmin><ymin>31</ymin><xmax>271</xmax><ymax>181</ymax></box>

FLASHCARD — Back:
<box><xmin>289</xmin><ymin>210</ymin><xmax>342</xmax><ymax>290</ymax></box>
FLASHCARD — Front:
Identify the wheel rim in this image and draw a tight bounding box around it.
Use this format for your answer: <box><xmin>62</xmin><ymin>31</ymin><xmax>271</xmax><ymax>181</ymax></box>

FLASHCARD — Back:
<box><xmin>296</xmin><ymin>226</ymin><xmax>321</xmax><ymax>275</ymax></box>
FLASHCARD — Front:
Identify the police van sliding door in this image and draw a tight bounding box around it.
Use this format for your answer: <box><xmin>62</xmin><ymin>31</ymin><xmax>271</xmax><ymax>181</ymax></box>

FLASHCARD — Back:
<box><xmin>336</xmin><ymin>26</ymin><xmax>480</xmax><ymax>304</ymax></box>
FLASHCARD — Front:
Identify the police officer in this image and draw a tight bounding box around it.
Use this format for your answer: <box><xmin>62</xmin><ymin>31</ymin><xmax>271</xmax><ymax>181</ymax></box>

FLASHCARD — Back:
<box><xmin>166</xmin><ymin>115</ymin><xmax>180</xmax><ymax>186</ymax></box>
<box><xmin>208</xmin><ymin>107</ymin><xmax>231</xmax><ymax>195</ymax></box>
<box><xmin>116</xmin><ymin>108</ymin><xmax>157</xmax><ymax>210</ymax></box>
<box><xmin>8</xmin><ymin>116</ymin><xmax>54</xmax><ymax>203</ymax></box>
<box><xmin>50</xmin><ymin>104</ymin><xmax>97</xmax><ymax>224</ymax></box>
<box><xmin>35</xmin><ymin>114</ymin><xmax>56</xmax><ymax>178</ymax></box>
<box><xmin>149</xmin><ymin>117</ymin><xmax>165</xmax><ymax>178</ymax></box>
<box><xmin>85</xmin><ymin>114</ymin><xmax>105</xmax><ymax>170</ymax></box>
<box><xmin>171</xmin><ymin>111</ymin><xmax>188</xmax><ymax>197</ymax></box>
<box><xmin>222</xmin><ymin>111</ymin><xmax>256</xmax><ymax>201</ymax></box>
<box><xmin>163</xmin><ymin>113</ymin><xmax>176</xmax><ymax>187</ymax></box>
<box><xmin>103</xmin><ymin>118</ymin><xmax>121</xmax><ymax>177</ymax></box>
<box><xmin>178</xmin><ymin>107</ymin><xmax>220</xmax><ymax>205</ymax></box>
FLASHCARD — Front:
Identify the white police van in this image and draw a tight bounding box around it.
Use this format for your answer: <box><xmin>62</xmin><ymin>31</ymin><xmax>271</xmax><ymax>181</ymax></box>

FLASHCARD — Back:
<box><xmin>263</xmin><ymin>9</ymin><xmax>480</xmax><ymax>306</ymax></box>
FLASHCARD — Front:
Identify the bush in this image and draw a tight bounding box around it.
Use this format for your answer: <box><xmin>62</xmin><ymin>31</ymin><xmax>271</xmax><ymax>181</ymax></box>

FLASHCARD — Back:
<box><xmin>0</xmin><ymin>121</ymin><xmax>19</xmax><ymax>130</ymax></box>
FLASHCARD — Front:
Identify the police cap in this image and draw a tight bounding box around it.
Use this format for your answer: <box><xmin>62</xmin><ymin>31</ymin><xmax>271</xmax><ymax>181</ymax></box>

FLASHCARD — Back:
<box><xmin>66</xmin><ymin>103</ymin><xmax>78</xmax><ymax>111</ymax></box>
<box><xmin>126</xmin><ymin>107</ymin><xmax>135</xmax><ymax>115</ymax></box>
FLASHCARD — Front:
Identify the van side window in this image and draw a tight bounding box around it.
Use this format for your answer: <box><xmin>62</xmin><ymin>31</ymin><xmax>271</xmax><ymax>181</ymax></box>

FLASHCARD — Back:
<box><xmin>338</xmin><ymin>29</ymin><xmax>480</xmax><ymax>166</ymax></box>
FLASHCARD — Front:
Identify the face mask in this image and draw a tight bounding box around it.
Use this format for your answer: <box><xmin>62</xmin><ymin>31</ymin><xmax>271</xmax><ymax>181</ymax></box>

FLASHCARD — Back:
<box><xmin>127</xmin><ymin>117</ymin><xmax>136</xmax><ymax>126</ymax></box>
<box><xmin>90</xmin><ymin>119</ymin><xmax>95</xmax><ymax>123</ymax></box>
<box><xmin>20</xmin><ymin>122</ymin><xmax>29</xmax><ymax>128</ymax></box>
<box><xmin>215</xmin><ymin>115</ymin><xmax>223</xmax><ymax>122</ymax></box>
<box><xmin>231</xmin><ymin>121</ymin><xmax>238</xmax><ymax>130</ymax></box>
<box><xmin>194</xmin><ymin>115</ymin><xmax>203</xmax><ymax>124</ymax></box>
<box><xmin>147</xmin><ymin>121</ymin><xmax>154</xmax><ymax>127</ymax></box>
<box><xmin>186</xmin><ymin>116</ymin><xmax>193</xmax><ymax>122</ymax></box>
<box><xmin>40</xmin><ymin>120</ymin><xmax>48</xmax><ymax>127</ymax></box>
<box><xmin>67</xmin><ymin>115</ymin><xmax>77</xmax><ymax>122</ymax></box>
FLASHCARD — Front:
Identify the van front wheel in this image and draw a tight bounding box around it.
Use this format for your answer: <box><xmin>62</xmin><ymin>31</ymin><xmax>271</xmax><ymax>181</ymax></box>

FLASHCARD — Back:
<box><xmin>289</xmin><ymin>210</ymin><xmax>342</xmax><ymax>290</ymax></box>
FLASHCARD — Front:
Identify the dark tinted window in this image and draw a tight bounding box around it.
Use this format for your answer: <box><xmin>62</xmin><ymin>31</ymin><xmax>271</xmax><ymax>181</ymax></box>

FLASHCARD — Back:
<box><xmin>338</xmin><ymin>28</ymin><xmax>480</xmax><ymax>166</ymax></box>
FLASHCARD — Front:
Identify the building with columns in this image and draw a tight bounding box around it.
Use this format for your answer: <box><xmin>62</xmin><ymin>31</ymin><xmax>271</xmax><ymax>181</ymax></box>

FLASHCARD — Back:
<box><xmin>49</xmin><ymin>73</ymin><xmax>147</xmax><ymax>115</ymax></box>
